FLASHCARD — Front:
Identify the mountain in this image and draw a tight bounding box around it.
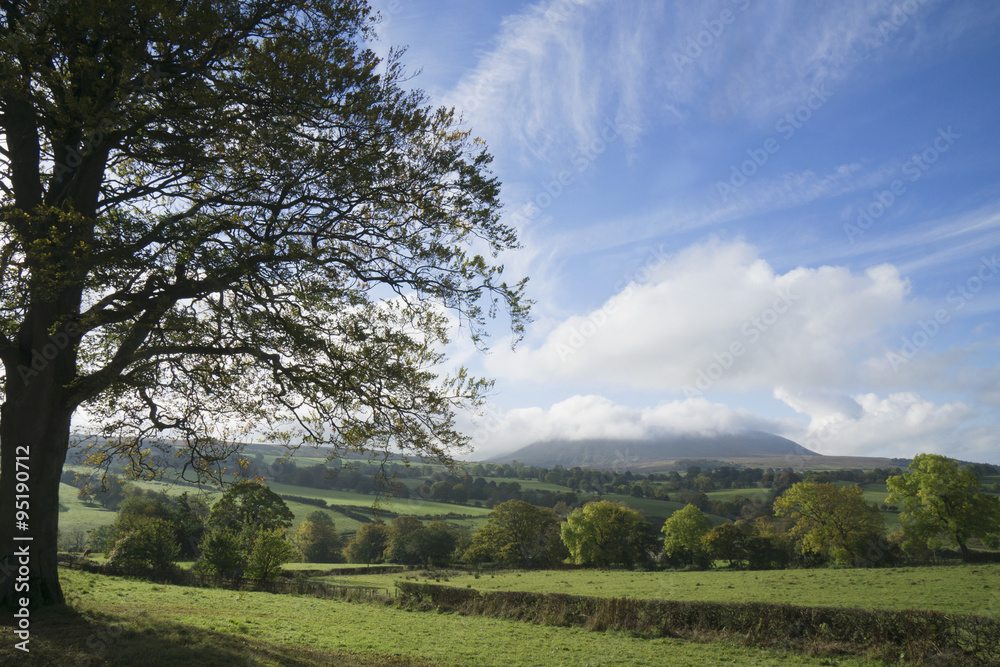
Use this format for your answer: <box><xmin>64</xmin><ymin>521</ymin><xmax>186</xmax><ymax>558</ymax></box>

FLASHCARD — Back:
<box><xmin>488</xmin><ymin>430</ymin><xmax>819</xmax><ymax>470</ymax></box>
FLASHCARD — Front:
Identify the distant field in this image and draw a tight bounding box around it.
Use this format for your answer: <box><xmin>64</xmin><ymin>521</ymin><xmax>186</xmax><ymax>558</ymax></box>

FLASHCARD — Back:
<box><xmin>342</xmin><ymin>564</ymin><xmax>1000</xmax><ymax>617</ymax></box>
<box><xmin>58</xmin><ymin>470</ymin><xmax>492</xmax><ymax>544</ymax></box>
<box><xmin>1</xmin><ymin>569</ymin><xmax>882</xmax><ymax>667</ymax></box>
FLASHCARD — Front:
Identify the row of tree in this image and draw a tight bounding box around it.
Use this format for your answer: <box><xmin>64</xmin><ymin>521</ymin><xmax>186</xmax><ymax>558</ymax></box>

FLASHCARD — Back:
<box><xmin>84</xmin><ymin>454</ymin><xmax>1000</xmax><ymax>580</ymax></box>
<box><xmin>341</xmin><ymin>454</ymin><xmax>1000</xmax><ymax>569</ymax></box>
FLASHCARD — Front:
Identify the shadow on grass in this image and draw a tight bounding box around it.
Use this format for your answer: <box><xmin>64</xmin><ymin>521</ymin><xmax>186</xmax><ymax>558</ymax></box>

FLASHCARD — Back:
<box><xmin>0</xmin><ymin>604</ymin><xmax>435</xmax><ymax>667</ymax></box>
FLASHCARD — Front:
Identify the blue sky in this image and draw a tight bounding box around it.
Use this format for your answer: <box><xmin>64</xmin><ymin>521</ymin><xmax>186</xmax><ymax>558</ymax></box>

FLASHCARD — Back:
<box><xmin>371</xmin><ymin>0</ymin><xmax>1000</xmax><ymax>464</ymax></box>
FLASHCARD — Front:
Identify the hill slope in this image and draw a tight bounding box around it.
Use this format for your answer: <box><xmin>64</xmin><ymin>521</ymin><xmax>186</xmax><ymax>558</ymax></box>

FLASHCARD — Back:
<box><xmin>490</xmin><ymin>431</ymin><xmax>818</xmax><ymax>470</ymax></box>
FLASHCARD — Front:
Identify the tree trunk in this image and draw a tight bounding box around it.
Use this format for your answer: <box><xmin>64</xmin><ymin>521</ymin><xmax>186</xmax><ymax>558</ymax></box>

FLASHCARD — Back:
<box><xmin>0</xmin><ymin>362</ymin><xmax>76</xmax><ymax>609</ymax></box>
<box><xmin>956</xmin><ymin>535</ymin><xmax>971</xmax><ymax>563</ymax></box>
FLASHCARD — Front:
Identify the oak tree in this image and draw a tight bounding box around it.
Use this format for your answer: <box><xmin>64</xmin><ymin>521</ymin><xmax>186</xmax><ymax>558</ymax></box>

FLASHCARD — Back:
<box><xmin>0</xmin><ymin>0</ymin><xmax>526</xmax><ymax>606</ymax></box>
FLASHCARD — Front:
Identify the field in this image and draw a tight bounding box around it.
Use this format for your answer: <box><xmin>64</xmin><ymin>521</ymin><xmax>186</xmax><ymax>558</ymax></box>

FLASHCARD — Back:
<box><xmin>57</xmin><ymin>473</ymin><xmax>494</xmax><ymax>543</ymax></box>
<box><xmin>0</xmin><ymin>569</ymin><xmax>887</xmax><ymax>666</ymax></box>
<box><xmin>312</xmin><ymin>564</ymin><xmax>1000</xmax><ymax>618</ymax></box>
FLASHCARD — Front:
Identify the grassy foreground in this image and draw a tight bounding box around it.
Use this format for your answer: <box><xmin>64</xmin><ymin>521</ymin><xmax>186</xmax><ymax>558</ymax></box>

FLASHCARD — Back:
<box><xmin>325</xmin><ymin>564</ymin><xmax>1000</xmax><ymax>618</ymax></box>
<box><xmin>0</xmin><ymin>569</ymin><xmax>888</xmax><ymax>666</ymax></box>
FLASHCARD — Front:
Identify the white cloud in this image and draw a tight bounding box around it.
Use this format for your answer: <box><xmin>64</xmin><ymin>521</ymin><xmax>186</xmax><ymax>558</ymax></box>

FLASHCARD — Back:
<box><xmin>442</xmin><ymin>0</ymin><xmax>958</xmax><ymax>165</ymax></box>
<box><xmin>492</xmin><ymin>239</ymin><xmax>911</xmax><ymax>393</ymax></box>
<box><xmin>464</xmin><ymin>394</ymin><xmax>789</xmax><ymax>458</ymax></box>
<box><xmin>776</xmin><ymin>387</ymin><xmax>980</xmax><ymax>459</ymax></box>
<box><xmin>463</xmin><ymin>390</ymin><xmax>993</xmax><ymax>463</ymax></box>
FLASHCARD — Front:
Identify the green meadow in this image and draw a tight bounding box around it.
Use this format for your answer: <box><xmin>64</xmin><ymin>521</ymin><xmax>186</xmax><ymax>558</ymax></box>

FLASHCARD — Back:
<box><xmin>321</xmin><ymin>564</ymin><xmax>1000</xmax><ymax>618</ymax></box>
<box><xmin>0</xmin><ymin>569</ymin><xmax>888</xmax><ymax>667</ymax></box>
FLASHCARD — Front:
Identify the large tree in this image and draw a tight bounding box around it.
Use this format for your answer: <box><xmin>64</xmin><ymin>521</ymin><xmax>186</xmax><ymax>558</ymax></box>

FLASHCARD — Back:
<box><xmin>774</xmin><ymin>481</ymin><xmax>885</xmax><ymax>567</ymax></box>
<box><xmin>560</xmin><ymin>500</ymin><xmax>655</xmax><ymax>568</ymax></box>
<box><xmin>0</xmin><ymin>0</ymin><xmax>527</xmax><ymax>607</ymax></box>
<box><xmin>886</xmin><ymin>453</ymin><xmax>1000</xmax><ymax>562</ymax></box>
<box><xmin>464</xmin><ymin>499</ymin><xmax>566</xmax><ymax>567</ymax></box>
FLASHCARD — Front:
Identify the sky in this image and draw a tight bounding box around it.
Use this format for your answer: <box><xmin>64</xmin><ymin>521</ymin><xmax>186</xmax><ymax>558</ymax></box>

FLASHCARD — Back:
<box><xmin>366</xmin><ymin>0</ymin><xmax>1000</xmax><ymax>465</ymax></box>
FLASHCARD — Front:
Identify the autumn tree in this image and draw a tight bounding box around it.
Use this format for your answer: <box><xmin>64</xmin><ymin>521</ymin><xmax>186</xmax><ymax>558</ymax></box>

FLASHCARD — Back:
<box><xmin>344</xmin><ymin>522</ymin><xmax>390</xmax><ymax>565</ymax></box>
<box><xmin>560</xmin><ymin>500</ymin><xmax>656</xmax><ymax>568</ymax></box>
<box><xmin>0</xmin><ymin>0</ymin><xmax>527</xmax><ymax>606</ymax></box>
<box><xmin>773</xmin><ymin>482</ymin><xmax>885</xmax><ymax>566</ymax></box>
<box><xmin>295</xmin><ymin>511</ymin><xmax>345</xmax><ymax>563</ymax></box>
<box><xmin>886</xmin><ymin>453</ymin><xmax>1000</xmax><ymax>562</ymax></box>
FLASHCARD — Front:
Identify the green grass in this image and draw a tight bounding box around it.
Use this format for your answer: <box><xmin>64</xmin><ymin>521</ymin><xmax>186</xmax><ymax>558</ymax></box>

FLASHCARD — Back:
<box><xmin>0</xmin><ymin>568</ymin><xmax>886</xmax><ymax>666</ymax></box>
<box><xmin>702</xmin><ymin>487</ymin><xmax>770</xmax><ymax>501</ymax></box>
<box><xmin>372</xmin><ymin>565</ymin><xmax>1000</xmax><ymax>617</ymax></box>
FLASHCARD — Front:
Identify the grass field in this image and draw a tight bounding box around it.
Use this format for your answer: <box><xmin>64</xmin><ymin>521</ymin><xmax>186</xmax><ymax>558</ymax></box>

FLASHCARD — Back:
<box><xmin>0</xmin><ymin>569</ymin><xmax>888</xmax><ymax>666</ymax></box>
<box><xmin>317</xmin><ymin>564</ymin><xmax>1000</xmax><ymax>618</ymax></box>
<box><xmin>57</xmin><ymin>472</ymin><xmax>493</xmax><ymax>546</ymax></box>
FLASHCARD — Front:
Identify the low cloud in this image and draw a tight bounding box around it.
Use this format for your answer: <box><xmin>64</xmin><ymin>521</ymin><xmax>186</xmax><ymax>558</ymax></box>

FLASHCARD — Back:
<box><xmin>464</xmin><ymin>394</ymin><xmax>790</xmax><ymax>459</ymax></box>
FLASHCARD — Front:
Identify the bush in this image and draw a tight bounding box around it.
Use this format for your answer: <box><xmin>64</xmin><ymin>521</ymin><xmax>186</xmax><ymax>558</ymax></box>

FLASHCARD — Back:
<box><xmin>105</xmin><ymin>517</ymin><xmax>180</xmax><ymax>576</ymax></box>
<box><xmin>397</xmin><ymin>582</ymin><xmax>1000</xmax><ymax>664</ymax></box>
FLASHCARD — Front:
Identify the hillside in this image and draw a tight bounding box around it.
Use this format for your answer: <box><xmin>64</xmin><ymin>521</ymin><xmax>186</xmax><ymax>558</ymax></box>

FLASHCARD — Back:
<box><xmin>490</xmin><ymin>430</ymin><xmax>820</xmax><ymax>470</ymax></box>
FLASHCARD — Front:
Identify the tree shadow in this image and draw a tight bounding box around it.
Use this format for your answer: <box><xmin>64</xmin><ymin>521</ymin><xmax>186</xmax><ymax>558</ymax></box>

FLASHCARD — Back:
<box><xmin>0</xmin><ymin>603</ymin><xmax>434</xmax><ymax>666</ymax></box>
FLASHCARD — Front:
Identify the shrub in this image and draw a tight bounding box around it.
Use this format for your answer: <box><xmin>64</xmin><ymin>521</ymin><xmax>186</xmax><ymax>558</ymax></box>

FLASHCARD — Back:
<box><xmin>105</xmin><ymin>517</ymin><xmax>180</xmax><ymax>576</ymax></box>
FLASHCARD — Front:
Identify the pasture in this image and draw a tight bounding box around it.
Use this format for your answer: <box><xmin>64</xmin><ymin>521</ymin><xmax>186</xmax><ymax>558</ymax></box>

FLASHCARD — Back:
<box><xmin>319</xmin><ymin>564</ymin><xmax>1000</xmax><ymax>618</ymax></box>
<box><xmin>0</xmin><ymin>569</ymin><xmax>886</xmax><ymax>666</ymax></box>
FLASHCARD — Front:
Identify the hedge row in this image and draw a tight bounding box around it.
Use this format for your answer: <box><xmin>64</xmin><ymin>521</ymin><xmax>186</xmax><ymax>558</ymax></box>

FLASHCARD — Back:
<box><xmin>396</xmin><ymin>582</ymin><xmax>1000</xmax><ymax>665</ymax></box>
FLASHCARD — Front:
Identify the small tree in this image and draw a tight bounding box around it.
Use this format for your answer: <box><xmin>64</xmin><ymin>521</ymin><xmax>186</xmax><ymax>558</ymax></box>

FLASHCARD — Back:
<box><xmin>208</xmin><ymin>482</ymin><xmax>294</xmax><ymax>537</ymax></box>
<box><xmin>295</xmin><ymin>512</ymin><xmax>345</xmax><ymax>564</ymax></box>
<box><xmin>195</xmin><ymin>529</ymin><xmax>244</xmax><ymax>580</ymax></box>
<box><xmin>418</xmin><ymin>521</ymin><xmax>459</xmax><ymax>567</ymax></box>
<box><xmin>344</xmin><ymin>523</ymin><xmax>391</xmax><ymax>565</ymax></box>
<box><xmin>88</xmin><ymin>525</ymin><xmax>118</xmax><ymax>554</ymax></box>
<box><xmin>661</xmin><ymin>504</ymin><xmax>710</xmax><ymax>567</ymax></box>
<box><xmin>702</xmin><ymin>521</ymin><xmax>751</xmax><ymax>569</ymax></box>
<box><xmin>385</xmin><ymin>516</ymin><xmax>428</xmax><ymax>565</ymax></box>
<box><xmin>246</xmin><ymin>528</ymin><xmax>298</xmax><ymax>581</ymax></box>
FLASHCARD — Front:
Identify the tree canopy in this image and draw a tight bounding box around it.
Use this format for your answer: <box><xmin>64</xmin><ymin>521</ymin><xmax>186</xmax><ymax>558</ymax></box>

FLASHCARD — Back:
<box><xmin>886</xmin><ymin>453</ymin><xmax>1000</xmax><ymax>561</ymax></box>
<box><xmin>660</xmin><ymin>503</ymin><xmax>710</xmax><ymax>566</ymax></box>
<box><xmin>560</xmin><ymin>500</ymin><xmax>655</xmax><ymax>568</ymax></box>
<box><xmin>774</xmin><ymin>482</ymin><xmax>885</xmax><ymax>567</ymax></box>
<box><xmin>464</xmin><ymin>499</ymin><xmax>566</xmax><ymax>567</ymax></box>
<box><xmin>0</xmin><ymin>0</ymin><xmax>527</xmax><ymax>606</ymax></box>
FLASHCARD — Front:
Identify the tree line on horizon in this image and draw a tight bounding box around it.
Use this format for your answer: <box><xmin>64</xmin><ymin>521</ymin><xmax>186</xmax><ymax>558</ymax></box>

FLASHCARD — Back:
<box><xmin>74</xmin><ymin>453</ymin><xmax>1000</xmax><ymax>581</ymax></box>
